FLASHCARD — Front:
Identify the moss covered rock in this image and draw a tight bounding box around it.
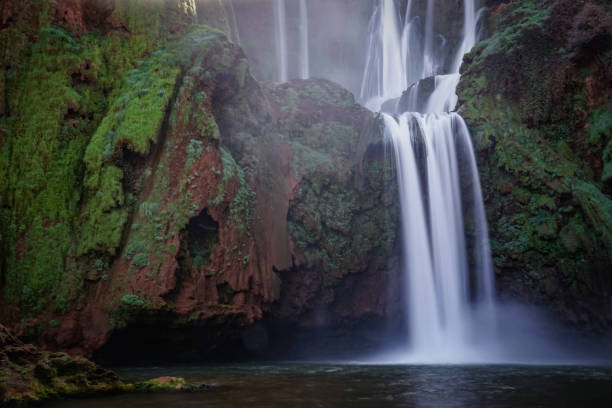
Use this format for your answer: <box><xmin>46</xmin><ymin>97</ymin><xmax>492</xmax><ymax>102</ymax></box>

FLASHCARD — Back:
<box><xmin>128</xmin><ymin>376</ymin><xmax>208</xmax><ymax>392</ymax></box>
<box><xmin>458</xmin><ymin>0</ymin><xmax>612</xmax><ymax>330</ymax></box>
<box><xmin>0</xmin><ymin>324</ymin><xmax>123</xmax><ymax>405</ymax></box>
<box><xmin>0</xmin><ymin>0</ymin><xmax>397</xmax><ymax>361</ymax></box>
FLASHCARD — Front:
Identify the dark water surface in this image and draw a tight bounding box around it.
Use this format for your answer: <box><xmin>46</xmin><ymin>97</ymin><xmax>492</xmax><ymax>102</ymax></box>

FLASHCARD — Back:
<box><xmin>46</xmin><ymin>363</ymin><xmax>612</xmax><ymax>407</ymax></box>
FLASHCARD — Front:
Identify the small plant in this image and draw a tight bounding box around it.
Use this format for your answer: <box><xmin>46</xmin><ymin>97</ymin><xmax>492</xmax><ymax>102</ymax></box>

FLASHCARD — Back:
<box><xmin>186</xmin><ymin>139</ymin><xmax>204</xmax><ymax>169</ymax></box>
<box><xmin>126</xmin><ymin>193</ymin><xmax>138</xmax><ymax>208</ymax></box>
<box><xmin>193</xmin><ymin>255</ymin><xmax>204</xmax><ymax>269</ymax></box>
<box><xmin>125</xmin><ymin>240</ymin><xmax>145</xmax><ymax>260</ymax></box>
<box><xmin>94</xmin><ymin>258</ymin><xmax>106</xmax><ymax>272</ymax></box>
<box><xmin>121</xmin><ymin>294</ymin><xmax>145</xmax><ymax>308</ymax></box>
<box><xmin>110</xmin><ymin>294</ymin><xmax>147</xmax><ymax>328</ymax></box>
<box><xmin>49</xmin><ymin>320</ymin><xmax>60</xmax><ymax>328</ymax></box>
<box><xmin>139</xmin><ymin>202</ymin><xmax>159</xmax><ymax>217</ymax></box>
<box><xmin>132</xmin><ymin>253</ymin><xmax>149</xmax><ymax>268</ymax></box>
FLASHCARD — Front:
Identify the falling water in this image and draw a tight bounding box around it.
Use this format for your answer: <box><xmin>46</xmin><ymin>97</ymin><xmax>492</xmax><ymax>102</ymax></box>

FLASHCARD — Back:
<box><xmin>299</xmin><ymin>0</ymin><xmax>309</xmax><ymax>79</ymax></box>
<box><xmin>274</xmin><ymin>0</ymin><xmax>288</xmax><ymax>82</ymax></box>
<box><xmin>422</xmin><ymin>0</ymin><xmax>435</xmax><ymax>77</ymax></box>
<box><xmin>360</xmin><ymin>0</ymin><xmax>406</xmax><ymax>111</ymax></box>
<box><xmin>224</xmin><ymin>0</ymin><xmax>241</xmax><ymax>46</ymax></box>
<box><xmin>363</xmin><ymin>0</ymin><xmax>496</xmax><ymax>361</ymax></box>
<box><xmin>383</xmin><ymin>112</ymin><xmax>494</xmax><ymax>361</ymax></box>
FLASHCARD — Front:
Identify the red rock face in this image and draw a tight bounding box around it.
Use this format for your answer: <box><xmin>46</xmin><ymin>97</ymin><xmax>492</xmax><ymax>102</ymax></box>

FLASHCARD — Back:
<box><xmin>10</xmin><ymin>26</ymin><xmax>399</xmax><ymax>361</ymax></box>
<box><xmin>1</xmin><ymin>1</ymin><xmax>398</xmax><ymax>361</ymax></box>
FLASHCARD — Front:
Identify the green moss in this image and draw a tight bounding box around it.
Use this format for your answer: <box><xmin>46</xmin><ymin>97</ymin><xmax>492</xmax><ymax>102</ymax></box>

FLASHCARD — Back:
<box><xmin>125</xmin><ymin>240</ymin><xmax>146</xmax><ymax>260</ymax></box>
<box><xmin>128</xmin><ymin>376</ymin><xmax>206</xmax><ymax>392</ymax></box>
<box><xmin>78</xmin><ymin>165</ymin><xmax>127</xmax><ymax>256</ymax></box>
<box><xmin>79</xmin><ymin>27</ymin><xmax>225</xmax><ymax>258</ymax></box>
<box><xmin>109</xmin><ymin>294</ymin><xmax>149</xmax><ymax>328</ymax></box>
<box><xmin>186</xmin><ymin>139</ymin><xmax>203</xmax><ymax>170</ymax></box>
<box><xmin>132</xmin><ymin>253</ymin><xmax>149</xmax><ymax>269</ymax></box>
<box><xmin>140</xmin><ymin>202</ymin><xmax>160</xmax><ymax>218</ymax></box>
<box><xmin>120</xmin><ymin>294</ymin><xmax>145</xmax><ymax>308</ymax></box>
<box><xmin>94</xmin><ymin>259</ymin><xmax>107</xmax><ymax>272</ymax></box>
<box><xmin>572</xmin><ymin>180</ymin><xmax>612</xmax><ymax>251</ymax></box>
<box><xmin>586</xmin><ymin>106</ymin><xmax>612</xmax><ymax>146</ymax></box>
<box><xmin>457</xmin><ymin>0</ymin><xmax>612</xmax><ymax>317</ymax></box>
<box><xmin>0</xmin><ymin>2</ymin><xmax>207</xmax><ymax>315</ymax></box>
<box><xmin>287</xmin><ymin>165</ymin><xmax>397</xmax><ymax>285</ymax></box>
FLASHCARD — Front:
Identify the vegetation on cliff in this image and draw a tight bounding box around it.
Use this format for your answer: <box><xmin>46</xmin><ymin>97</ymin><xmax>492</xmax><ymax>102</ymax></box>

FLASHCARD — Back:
<box><xmin>0</xmin><ymin>0</ymin><xmax>397</xmax><ymax>363</ymax></box>
<box><xmin>458</xmin><ymin>0</ymin><xmax>612</xmax><ymax>329</ymax></box>
<box><xmin>0</xmin><ymin>0</ymin><xmax>199</xmax><ymax>316</ymax></box>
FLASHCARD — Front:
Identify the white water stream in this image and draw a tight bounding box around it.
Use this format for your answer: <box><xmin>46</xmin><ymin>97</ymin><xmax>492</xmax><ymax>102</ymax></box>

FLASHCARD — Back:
<box><xmin>299</xmin><ymin>0</ymin><xmax>310</xmax><ymax>79</ymax></box>
<box><xmin>363</xmin><ymin>0</ymin><xmax>497</xmax><ymax>362</ymax></box>
<box><xmin>274</xmin><ymin>0</ymin><xmax>310</xmax><ymax>82</ymax></box>
<box><xmin>274</xmin><ymin>0</ymin><xmax>288</xmax><ymax>82</ymax></box>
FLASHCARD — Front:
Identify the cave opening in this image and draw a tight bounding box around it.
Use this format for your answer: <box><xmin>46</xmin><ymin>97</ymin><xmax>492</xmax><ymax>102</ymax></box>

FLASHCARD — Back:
<box><xmin>185</xmin><ymin>208</ymin><xmax>219</xmax><ymax>269</ymax></box>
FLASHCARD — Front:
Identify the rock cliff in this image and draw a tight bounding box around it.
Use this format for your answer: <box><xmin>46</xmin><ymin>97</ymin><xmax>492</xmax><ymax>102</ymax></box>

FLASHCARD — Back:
<box><xmin>458</xmin><ymin>0</ymin><xmax>612</xmax><ymax>330</ymax></box>
<box><xmin>0</xmin><ymin>0</ymin><xmax>400</xmax><ymax>361</ymax></box>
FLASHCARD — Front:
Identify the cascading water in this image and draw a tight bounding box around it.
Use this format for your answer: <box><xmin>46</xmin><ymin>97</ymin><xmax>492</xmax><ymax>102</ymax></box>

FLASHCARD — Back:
<box><xmin>364</xmin><ymin>0</ymin><xmax>498</xmax><ymax>362</ymax></box>
<box><xmin>299</xmin><ymin>0</ymin><xmax>309</xmax><ymax>79</ymax></box>
<box><xmin>274</xmin><ymin>0</ymin><xmax>288</xmax><ymax>82</ymax></box>
<box><xmin>273</xmin><ymin>0</ymin><xmax>310</xmax><ymax>82</ymax></box>
<box><xmin>360</xmin><ymin>0</ymin><xmax>406</xmax><ymax>111</ymax></box>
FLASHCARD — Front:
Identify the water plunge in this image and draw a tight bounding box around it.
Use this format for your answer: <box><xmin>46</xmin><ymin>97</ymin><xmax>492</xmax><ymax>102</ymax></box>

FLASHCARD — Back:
<box><xmin>363</xmin><ymin>0</ymin><xmax>498</xmax><ymax>362</ymax></box>
<box><xmin>225</xmin><ymin>0</ymin><xmax>601</xmax><ymax>364</ymax></box>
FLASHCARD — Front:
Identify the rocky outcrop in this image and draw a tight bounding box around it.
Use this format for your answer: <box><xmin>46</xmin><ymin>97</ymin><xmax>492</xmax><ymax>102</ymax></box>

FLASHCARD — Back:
<box><xmin>0</xmin><ymin>324</ymin><xmax>122</xmax><ymax>405</ymax></box>
<box><xmin>0</xmin><ymin>0</ymin><xmax>398</xmax><ymax>361</ymax></box>
<box><xmin>0</xmin><ymin>323</ymin><xmax>211</xmax><ymax>404</ymax></box>
<box><xmin>458</xmin><ymin>0</ymin><xmax>612</xmax><ymax>330</ymax></box>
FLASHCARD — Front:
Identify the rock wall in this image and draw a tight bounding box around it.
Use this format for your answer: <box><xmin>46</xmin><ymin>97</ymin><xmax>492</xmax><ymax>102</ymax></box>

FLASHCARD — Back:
<box><xmin>0</xmin><ymin>324</ymin><xmax>123</xmax><ymax>404</ymax></box>
<box><xmin>3</xmin><ymin>0</ymin><xmax>610</xmax><ymax>364</ymax></box>
<box><xmin>458</xmin><ymin>0</ymin><xmax>612</xmax><ymax>330</ymax></box>
<box><xmin>0</xmin><ymin>0</ymin><xmax>400</xmax><ymax>360</ymax></box>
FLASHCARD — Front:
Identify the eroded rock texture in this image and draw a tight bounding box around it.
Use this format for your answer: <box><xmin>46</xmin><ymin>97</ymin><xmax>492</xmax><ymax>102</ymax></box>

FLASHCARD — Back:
<box><xmin>0</xmin><ymin>0</ymin><xmax>399</xmax><ymax>362</ymax></box>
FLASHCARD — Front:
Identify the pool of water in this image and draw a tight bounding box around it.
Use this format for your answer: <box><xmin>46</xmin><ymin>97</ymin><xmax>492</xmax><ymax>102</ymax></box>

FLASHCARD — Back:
<box><xmin>45</xmin><ymin>363</ymin><xmax>612</xmax><ymax>407</ymax></box>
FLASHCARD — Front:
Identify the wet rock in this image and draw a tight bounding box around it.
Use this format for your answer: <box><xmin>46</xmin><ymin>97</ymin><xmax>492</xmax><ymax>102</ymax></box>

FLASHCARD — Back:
<box><xmin>0</xmin><ymin>324</ymin><xmax>123</xmax><ymax>405</ymax></box>
<box><xmin>0</xmin><ymin>14</ymin><xmax>398</xmax><ymax>362</ymax></box>
<box><xmin>397</xmin><ymin>76</ymin><xmax>436</xmax><ymax>113</ymax></box>
<box><xmin>130</xmin><ymin>376</ymin><xmax>209</xmax><ymax>392</ymax></box>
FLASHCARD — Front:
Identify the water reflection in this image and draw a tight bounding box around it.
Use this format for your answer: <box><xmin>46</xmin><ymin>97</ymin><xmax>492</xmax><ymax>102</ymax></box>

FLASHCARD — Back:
<box><xmin>45</xmin><ymin>363</ymin><xmax>612</xmax><ymax>408</ymax></box>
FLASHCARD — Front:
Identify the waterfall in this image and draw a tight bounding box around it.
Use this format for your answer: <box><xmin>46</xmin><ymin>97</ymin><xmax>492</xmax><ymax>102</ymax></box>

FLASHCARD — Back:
<box><xmin>274</xmin><ymin>0</ymin><xmax>288</xmax><ymax>82</ymax></box>
<box><xmin>273</xmin><ymin>0</ymin><xmax>309</xmax><ymax>81</ymax></box>
<box><xmin>225</xmin><ymin>0</ymin><xmax>241</xmax><ymax>46</ymax></box>
<box><xmin>364</xmin><ymin>0</ymin><xmax>496</xmax><ymax>361</ymax></box>
<box><xmin>383</xmin><ymin>112</ymin><xmax>494</xmax><ymax>360</ymax></box>
<box><xmin>360</xmin><ymin>0</ymin><xmax>406</xmax><ymax>111</ymax></box>
<box><xmin>422</xmin><ymin>0</ymin><xmax>435</xmax><ymax>77</ymax></box>
<box><xmin>299</xmin><ymin>0</ymin><xmax>309</xmax><ymax>79</ymax></box>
